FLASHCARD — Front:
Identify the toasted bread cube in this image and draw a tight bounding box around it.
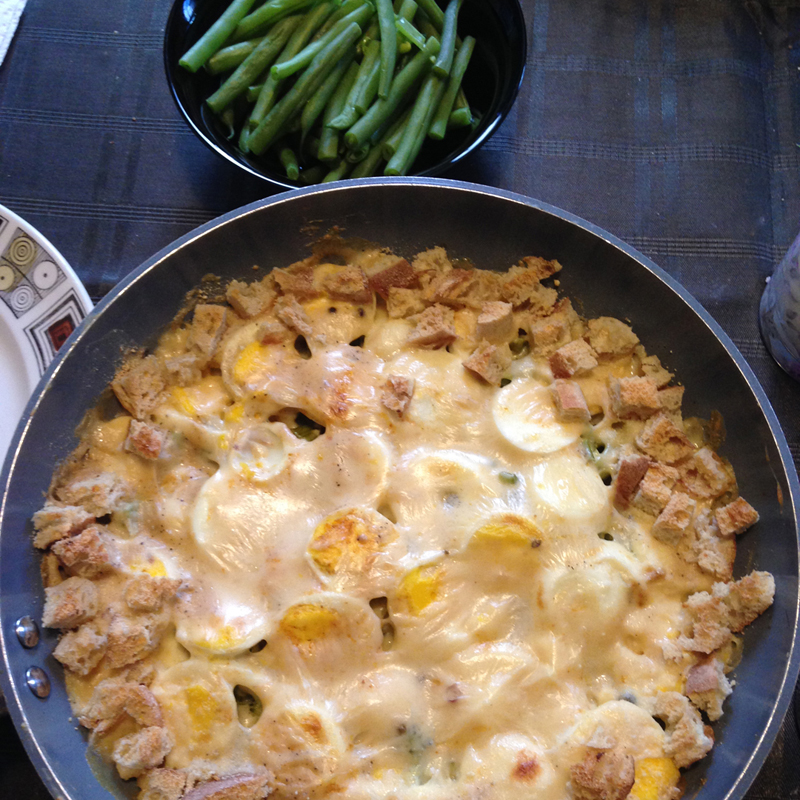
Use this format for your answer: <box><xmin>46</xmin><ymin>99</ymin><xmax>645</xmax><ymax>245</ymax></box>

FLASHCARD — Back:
<box><xmin>549</xmin><ymin>339</ymin><xmax>598</xmax><ymax>379</ymax></box>
<box><xmin>387</xmin><ymin>287</ymin><xmax>426</xmax><ymax>318</ymax></box>
<box><xmin>463</xmin><ymin>342</ymin><xmax>511</xmax><ymax>386</ymax></box>
<box><xmin>635</xmin><ymin>413</ymin><xmax>695</xmax><ymax>463</ymax></box>
<box><xmin>613</xmin><ymin>454</ymin><xmax>652</xmax><ymax>508</ymax></box>
<box><xmin>272</xmin><ymin>265</ymin><xmax>319</xmax><ymax>301</ymax></box>
<box><xmin>570</xmin><ymin>748</ymin><xmax>635</xmax><ymax>800</ymax></box>
<box><xmin>53</xmin><ymin>622</ymin><xmax>108</xmax><ymax>676</ymax></box>
<box><xmin>636</xmin><ymin>347</ymin><xmax>674</xmax><ymax>388</ymax></box>
<box><xmin>501</xmin><ymin>258</ymin><xmax>559</xmax><ymax>307</ymax></box>
<box><xmin>381</xmin><ymin>375</ymin><xmax>415</xmax><ymax>417</ymax></box>
<box><xmin>51</xmin><ymin>525</ymin><xmax>118</xmax><ymax>578</ymax></box>
<box><xmin>715</xmin><ymin>497</ymin><xmax>759</xmax><ymax>537</ymax></box>
<box><xmin>40</xmin><ymin>551</ymin><xmax>64</xmax><ymax>587</ymax></box>
<box><xmin>187</xmin><ymin>305</ymin><xmax>227</xmax><ymax>361</ymax></box>
<box><xmin>257</xmin><ymin>318</ymin><xmax>291</xmax><ymax>345</ymax></box>
<box><xmin>106</xmin><ymin>612</ymin><xmax>167</xmax><ymax>669</ymax></box>
<box><xmin>429</xmin><ymin>268</ymin><xmax>476</xmax><ymax>306</ymax></box>
<box><xmin>276</xmin><ymin>297</ymin><xmax>313</xmax><ymax>338</ymax></box>
<box><xmin>411</xmin><ymin>247</ymin><xmax>452</xmax><ymax>289</ymax></box>
<box><xmin>551</xmin><ymin>379</ymin><xmax>591</xmax><ymax>422</ymax></box>
<box><xmin>529</xmin><ymin>315</ymin><xmax>570</xmax><ymax>356</ymax></box>
<box><xmin>181</xmin><ymin>771</ymin><xmax>274</xmax><ymax>800</ymax></box>
<box><xmin>725</xmin><ymin>570</ymin><xmax>775</xmax><ymax>631</ymax></box>
<box><xmin>55</xmin><ymin>469</ymin><xmax>129</xmax><ymax>517</ymax></box>
<box><xmin>476</xmin><ymin>301</ymin><xmax>515</xmax><ymax>343</ymax></box>
<box><xmin>651</xmin><ymin>692</ymin><xmax>713</xmax><ymax>768</ymax></box>
<box><xmin>587</xmin><ymin>317</ymin><xmax>639</xmax><ymax>357</ymax></box>
<box><xmin>32</xmin><ymin>503</ymin><xmax>94</xmax><ymax>549</ymax></box>
<box><xmin>685</xmin><ymin>658</ymin><xmax>732</xmax><ymax>721</ymax></box>
<box><xmin>125</xmin><ymin>420</ymin><xmax>167</xmax><ymax>460</ymax></box>
<box><xmin>163</xmin><ymin>353</ymin><xmax>203</xmax><ymax>386</ymax></box>
<box><xmin>226</xmin><ymin>276</ymin><xmax>276</xmax><ymax>318</ymax></box>
<box><xmin>368</xmin><ymin>258</ymin><xmax>417</xmax><ymax>299</ymax></box>
<box><xmin>321</xmin><ymin>266</ymin><xmax>373</xmax><ymax>304</ymax></box>
<box><xmin>633</xmin><ymin>462</ymin><xmax>679</xmax><ymax>515</ymax></box>
<box><xmin>652</xmin><ymin>492</ymin><xmax>695</xmax><ymax>545</ymax></box>
<box><xmin>112</xmin><ymin>355</ymin><xmax>167</xmax><ymax>420</ymax></box>
<box><xmin>125</xmin><ymin>575</ymin><xmax>181</xmax><ymax>613</ymax></box>
<box><xmin>407</xmin><ymin>304</ymin><xmax>457</xmax><ymax>349</ymax></box>
<box><xmin>609</xmin><ymin>376</ymin><xmax>661</xmax><ymax>420</ymax></box>
<box><xmin>113</xmin><ymin>726</ymin><xmax>173</xmax><ymax>780</ymax></box>
<box><xmin>137</xmin><ymin>768</ymin><xmax>187</xmax><ymax>800</ymax></box>
<box><xmin>42</xmin><ymin>576</ymin><xmax>98</xmax><ymax>629</ymax></box>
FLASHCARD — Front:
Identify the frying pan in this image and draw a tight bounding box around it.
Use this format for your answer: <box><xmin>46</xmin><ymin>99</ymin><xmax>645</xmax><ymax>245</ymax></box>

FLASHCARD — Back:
<box><xmin>1</xmin><ymin>178</ymin><xmax>798</xmax><ymax>800</ymax></box>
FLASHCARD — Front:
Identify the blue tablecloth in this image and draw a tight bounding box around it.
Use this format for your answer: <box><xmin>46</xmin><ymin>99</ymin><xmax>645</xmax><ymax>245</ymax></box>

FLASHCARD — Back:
<box><xmin>1</xmin><ymin>0</ymin><xmax>799</xmax><ymax>797</ymax></box>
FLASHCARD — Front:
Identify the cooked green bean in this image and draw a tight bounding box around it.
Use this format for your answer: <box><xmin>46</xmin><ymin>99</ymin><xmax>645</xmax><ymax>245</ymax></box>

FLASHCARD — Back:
<box><xmin>232</xmin><ymin>0</ymin><xmax>315</xmax><ymax>42</ymax></box>
<box><xmin>248</xmin><ymin>2</ymin><xmax>336</xmax><ymax>129</ymax></box>
<box><xmin>301</xmin><ymin>57</ymin><xmax>357</xmax><ymax>143</ymax></box>
<box><xmin>428</xmin><ymin>34</ymin><xmax>473</xmax><ymax>139</ymax></box>
<box><xmin>354</xmin><ymin>51</ymin><xmax>381</xmax><ymax>113</ymax></box>
<box><xmin>350</xmin><ymin>114</ymin><xmax>405</xmax><ymax>177</ymax></box>
<box><xmin>206</xmin><ymin>37</ymin><xmax>264</xmax><ymax>75</ymax></box>
<box><xmin>179</xmin><ymin>0</ymin><xmax>258</xmax><ymax>73</ymax></box>
<box><xmin>323</xmin><ymin>159</ymin><xmax>351</xmax><ymax>181</ymax></box>
<box><xmin>313</xmin><ymin>0</ymin><xmax>366</xmax><ymax>40</ymax></box>
<box><xmin>207</xmin><ymin>16</ymin><xmax>300</xmax><ymax>114</ymax></box>
<box><xmin>279</xmin><ymin>146</ymin><xmax>300</xmax><ymax>179</ymax></box>
<box><xmin>248</xmin><ymin>21</ymin><xmax>363</xmax><ymax>155</ymax></box>
<box><xmin>448</xmin><ymin>86</ymin><xmax>471</xmax><ymax>127</ymax></box>
<box><xmin>396</xmin><ymin>17</ymin><xmax>426</xmax><ymax>50</ymax></box>
<box><xmin>415</xmin><ymin>0</ymin><xmax>444</xmax><ymax>30</ymax></box>
<box><xmin>318</xmin><ymin>56</ymin><xmax>361</xmax><ymax>160</ymax></box>
<box><xmin>270</xmin><ymin>3</ymin><xmax>374</xmax><ymax>81</ymax></box>
<box><xmin>246</xmin><ymin>83</ymin><xmax>264</xmax><ymax>102</ymax></box>
<box><xmin>344</xmin><ymin>37</ymin><xmax>439</xmax><ymax>149</ymax></box>
<box><xmin>300</xmin><ymin>164</ymin><xmax>327</xmax><ymax>184</ymax></box>
<box><xmin>327</xmin><ymin>38</ymin><xmax>380</xmax><ymax>129</ymax></box>
<box><xmin>385</xmin><ymin>71</ymin><xmax>441</xmax><ymax>175</ymax></box>
<box><xmin>380</xmin><ymin>106</ymin><xmax>412</xmax><ymax>158</ymax></box>
<box><xmin>375</xmin><ymin>0</ymin><xmax>397</xmax><ymax>98</ymax></box>
<box><xmin>433</xmin><ymin>0</ymin><xmax>461</xmax><ymax>77</ymax></box>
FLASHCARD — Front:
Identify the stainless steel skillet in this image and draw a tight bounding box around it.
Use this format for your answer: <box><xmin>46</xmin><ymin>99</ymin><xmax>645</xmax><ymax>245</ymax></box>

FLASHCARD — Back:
<box><xmin>1</xmin><ymin>178</ymin><xmax>798</xmax><ymax>800</ymax></box>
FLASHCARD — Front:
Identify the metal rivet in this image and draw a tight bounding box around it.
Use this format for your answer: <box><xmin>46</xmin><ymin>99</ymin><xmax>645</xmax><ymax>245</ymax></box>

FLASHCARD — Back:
<box><xmin>25</xmin><ymin>667</ymin><xmax>50</xmax><ymax>699</ymax></box>
<box><xmin>14</xmin><ymin>616</ymin><xmax>39</xmax><ymax>648</ymax></box>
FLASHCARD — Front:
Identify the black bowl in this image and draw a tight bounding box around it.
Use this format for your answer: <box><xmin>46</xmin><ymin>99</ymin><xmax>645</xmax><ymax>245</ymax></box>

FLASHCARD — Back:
<box><xmin>164</xmin><ymin>0</ymin><xmax>527</xmax><ymax>188</ymax></box>
<box><xmin>1</xmin><ymin>180</ymin><xmax>799</xmax><ymax>800</ymax></box>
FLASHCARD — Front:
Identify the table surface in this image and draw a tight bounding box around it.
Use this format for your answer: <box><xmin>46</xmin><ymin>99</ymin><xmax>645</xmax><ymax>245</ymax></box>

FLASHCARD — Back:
<box><xmin>1</xmin><ymin>0</ymin><xmax>800</xmax><ymax>797</ymax></box>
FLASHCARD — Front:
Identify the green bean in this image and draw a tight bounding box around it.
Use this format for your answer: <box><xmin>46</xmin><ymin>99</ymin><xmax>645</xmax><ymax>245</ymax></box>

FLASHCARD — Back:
<box><xmin>375</xmin><ymin>0</ymin><xmax>396</xmax><ymax>98</ymax></box>
<box><xmin>344</xmin><ymin>37</ymin><xmax>438</xmax><ymax>149</ymax></box>
<box><xmin>248</xmin><ymin>21</ymin><xmax>363</xmax><ymax>155</ymax></box>
<box><xmin>246</xmin><ymin>83</ymin><xmax>264</xmax><ymax>102</ymax></box>
<box><xmin>219</xmin><ymin>105</ymin><xmax>237</xmax><ymax>139</ymax></box>
<box><xmin>317</xmin><ymin>56</ymin><xmax>361</xmax><ymax>160</ymax></box>
<box><xmin>301</xmin><ymin>57</ymin><xmax>357</xmax><ymax>143</ymax></box>
<box><xmin>359</xmin><ymin>20</ymin><xmax>380</xmax><ymax>50</ymax></box>
<box><xmin>380</xmin><ymin>106</ymin><xmax>412</xmax><ymax>158</ymax></box>
<box><xmin>248</xmin><ymin>2</ymin><xmax>336</xmax><ymax>130</ymax></box>
<box><xmin>354</xmin><ymin>51</ymin><xmax>381</xmax><ymax>113</ymax></box>
<box><xmin>323</xmin><ymin>159</ymin><xmax>351</xmax><ymax>181</ymax></box>
<box><xmin>206</xmin><ymin>37</ymin><xmax>264</xmax><ymax>75</ymax></box>
<box><xmin>395</xmin><ymin>17</ymin><xmax>426</xmax><ymax>50</ymax></box>
<box><xmin>232</xmin><ymin>0</ymin><xmax>315</xmax><ymax>42</ymax></box>
<box><xmin>300</xmin><ymin>164</ymin><xmax>327</xmax><ymax>184</ymax></box>
<box><xmin>179</xmin><ymin>0</ymin><xmax>258</xmax><ymax>73</ymax></box>
<box><xmin>448</xmin><ymin>87</ymin><xmax>471</xmax><ymax>127</ymax></box>
<box><xmin>270</xmin><ymin>3</ymin><xmax>374</xmax><ymax>81</ymax></box>
<box><xmin>415</xmin><ymin>0</ymin><xmax>444</xmax><ymax>30</ymax></box>
<box><xmin>428</xmin><ymin>34</ymin><xmax>473</xmax><ymax>139</ymax></box>
<box><xmin>207</xmin><ymin>16</ymin><xmax>300</xmax><ymax>114</ymax></box>
<box><xmin>384</xmin><ymin>71</ymin><xmax>441</xmax><ymax>175</ymax></box>
<box><xmin>345</xmin><ymin>143</ymin><xmax>370</xmax><ymax>162</ymax></box>
<box><xmin>349</xmin><ymin>141</ymin><xmax>384</xmax><ymax>176</ymax></box>
<box><xmin>313</xmin><ymin>0</ymin><xmax>366</xmax><ymax>40</ymax></box>
<box><xmin>280</xmin><ymin>146</ymin><xmax>300</xmax><ymax>179</ymax></box>
<box><xmin>328</xmin><ymin>38</ymin><xmax>380</xmax><ymax>129</ymax></box>
<box><xmin>433</xmin><ymin>0</ymin><xmax>461</xmax><ymax>77</ymax></box>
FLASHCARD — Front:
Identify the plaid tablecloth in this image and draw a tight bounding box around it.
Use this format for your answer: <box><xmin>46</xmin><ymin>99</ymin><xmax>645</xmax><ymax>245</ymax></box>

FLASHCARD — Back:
<box><xmin>1</xmin><ymin>0</ymin><xmax>799</xmax><ymax>797</ymax></box>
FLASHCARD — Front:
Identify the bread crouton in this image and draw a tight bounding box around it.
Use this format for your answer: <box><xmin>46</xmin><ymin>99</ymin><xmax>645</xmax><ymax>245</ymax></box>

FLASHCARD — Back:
<box><xmin>226</xmin><ymin>277</ymin><xmax>276</xmax><ymax>318</ymax></box>
<box><xmin>32</xmin><ymin>502</ymin><xmax>95</xmax><ymax>549</ymax></box>
<box><xmin>137</xmin><ymin>768</ymin><xmax>187</xmax><ymax>800</ymax></box>
<box><xmin>411</xmin><ymin>247</ymin><xmax>452</xmax><ymax>289</ymax></box>
<box><xmin>387</xmin><ymin>287</ymin><xmax>426</xmax><ymax>318</ymax></box>
<box><xmin>658</xmin><ymin>385</ymin><xmax>684</xmax><ymax>415</ymax></box>
<box><xmin>694</xmin><ymin>523</ymin><xmax>737</xmax><ymax>580</ymax></box>
<box><xmin>428</xmin><ymin>268</ymin><xmax>475</xmax><ymax>306</ymax></box>
<box><xmin>551</xmin><ymin>380</ymin><xmax>591</xmax><ymax>422</ymax></box>
<box><xmin>321</xmin><ymin>265</ymin><xmax>372</xmax><ymax>304</ymax></box>
<box><xmin>461</xmin><ymin>270</ymin><xmax>504</xmax><ymax>309</ymax></box>
<box><xmin>113</xmin><ymin>726</ymin><xmax>173</xmax><ymax>780</ymax></box>
<box><xmin>685</xmin><ymin>657</ymin><xmax>732</xmax><ymax>721</ymax></box>
<box><xmin>163</xmin><ymin>353</ymin><xmax>203</xmax><ymax>387</ymax></box>
<box><xmin>112</xmin><ymin>355</ymin><xmax>167</xmax><ymax>420</ymax></box>
<box><xmin>406</xmin><ymin>304</ymin><xmax>457</xmax><ymax>349</ymax></box>
<box><xmin>549</xmin><ymin>339</ymin><xmax>598</xmax><ymax>379</ymax></box>
<box><xmin>125</xmin><ymin>420</ymin><xmax>167</xmax><ymax>460</ymax></box>
<box><xmin>125</xmin><ymin>575</ymin><xmax>182</xmax><ymax>612</ymax></box>
<box><xmin>257</xmin><ymin>318</ymin><xmax>291</xmax><ymax>345</ymax></box>
<box><xmin>272</xmin><ymin>265</ymin><xmax>320</xmax><ymax>301</ymax></box>
<box><xmin>276</xmin><ymin>297</ymin><xmax>313</xmax><ymax>338</ymax></box>
<box><xmin>633</xmin><ymin>463</ymin><xmax>679</xmax><ymax>515</ymax></box>
<box><xmin>678</xmin><ymin>447</ymin><xmax>735</xmax><ymax>500</ymax></box>
<box><xmin>51</xmin><ymin>525</ymin><xmax>118</xmax><ymax>578</ymax></box>
<box><xmin>613</xmin><ymin>454</ymin><xmax>651</xmax><ymax>508</ymax></box>
<box><xmin>79</xmin><ymin>678</ymin><xmax>163</xmax><ymax>733</ymax></box>
<box><xmin>715</xmin><ymin>497</ymin><xmax>759</xmax><ymax>537</ymax></box>
<box><xmin>569</xmin><ymin>748</ymin><xmax>635</xmax><ymax>800</ymax></box>
<box><xmin>381</xmin><ymin>375</ymin><xmax>415</xmax><ymax>417</ymax></box>
<box><xmin>181</xmin><ymin>771</ymin><xmax>274</xmax><ymax>800</ymax></box>
<box><xmin>651</xmin><ymin>492</ymin><xmax>695</xmax><ymax>545</ymax></box>
<box><xmin>609</xmin><ymin>376</ymin><xmax>661</xmax><ymax>420</ymax></box>
<box><xmin>636</xmin><ymin>347</ymin><xmax>674</xmax><ymax>388</ymax></box>
<box><xmin>42</xmin><ymin>576</ymin><xmax>98</xmax><ymax>629</ymax></box>
<box><xmin>518</xmin><ymin>255</ymin><xmax>562</xmax><ymax>281</ymax></box>
<box><xmin>462</xmin><ymin>341</ymin><xmax>511</xmax><ymax>386</ymax></box>
<box><xmin>651</xmin><ymin>692</ymin><xmax>714</xmax><ymax>768</ymax></box>
<box><xmin>475</xmin><ymin>301</ymin><xmax>515</xmax><ymax>343</ymax></box>
<box><xmin>53</xmin><ymin>621</ymin><xmax>108</xmax><ymax>675</ymax></box>
<box><xmin>635</xmin><ymin>413</ymin><xmax>695</xmax><ymax>463</ymax></box>
<box><xmin>368</xmin><ymin>258</ymin><xmax>417</xmax><ymax>299</ymax></box>
<box><xmin>55</xmin><ymin>469</ymin><xmax>130</xmax><ymax>517</ymax></box>
<box><xmin>187</xmin><ymin>305</ymin><xmax>227</xmax><ymax>362</ymax></box>
<box><xmin>501</xmin><ymin>259</ymin><xmax>558</xmax><ymax>307</ymax></box>
<box><xmin>586</xmin><ymin>317</ymin><xmax>639</xmax><ymax>357</ymax></box>
<box><xmin>724</xmin><ymin>570</ymin><xmax>775</xmax><ymax>632</ymax></box>
<box><xmin>527</xmin><ymin>284</ymin><xmax>559</xmax><ymax>318</ymax></box>
<box><xmin>40</xmin><ymin>551</ymin><xmax>64</xmax><ymax>587</ymax></box>
<box><xmin>106</xmin><ymin>611</ymin><xmax>169</xmax><ymax>669</ymax></box>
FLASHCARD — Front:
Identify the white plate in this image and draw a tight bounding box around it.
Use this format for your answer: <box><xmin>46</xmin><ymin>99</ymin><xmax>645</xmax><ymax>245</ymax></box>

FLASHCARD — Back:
<box><xmin>0</xmin><ymin>204</ymin><xmax>92</xmax><ymax>465</ymax></box>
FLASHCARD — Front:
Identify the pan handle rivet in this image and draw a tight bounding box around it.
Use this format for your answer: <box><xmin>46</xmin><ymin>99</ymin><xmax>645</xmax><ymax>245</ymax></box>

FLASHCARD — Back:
<box><xmin>14</xmin><ymin>616</ymin><xmax>39</xmax><ymax>648</ymax></box>
<box><xmin>25</xmin><ymin>666</ymin><xmax>50</xmax><ymax>699</ymax></box>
